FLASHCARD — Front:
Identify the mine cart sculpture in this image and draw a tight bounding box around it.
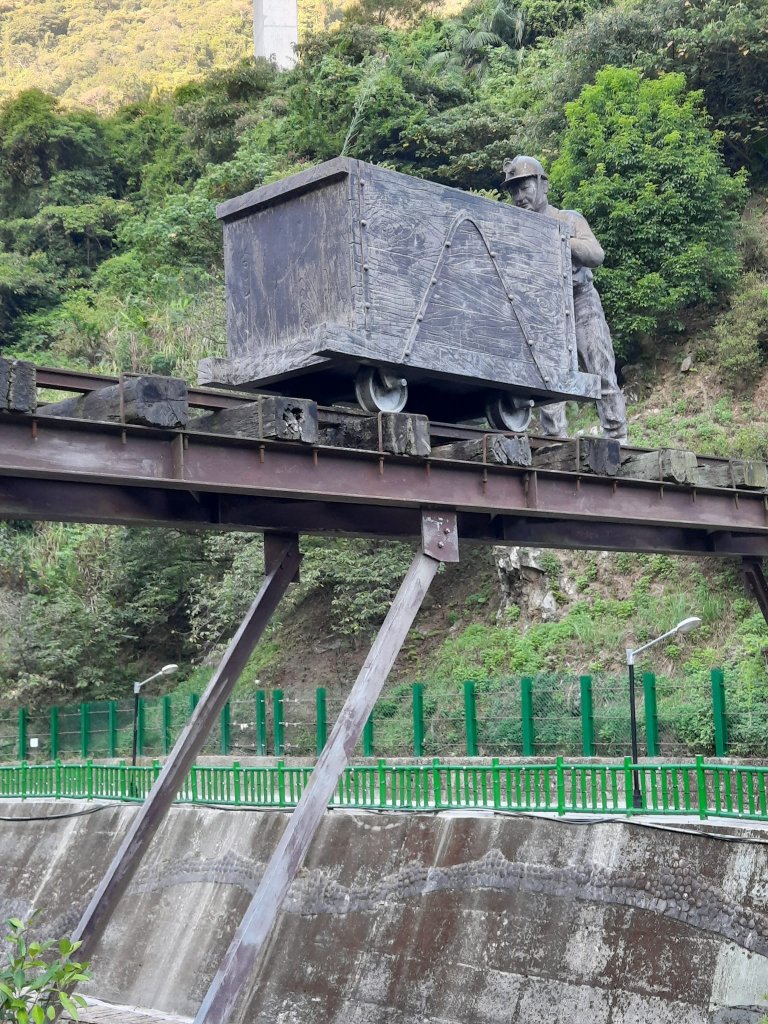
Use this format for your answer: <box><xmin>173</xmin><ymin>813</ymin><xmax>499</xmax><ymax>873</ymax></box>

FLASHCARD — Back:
<box><xmin>199</xmin><ymin>157</ymin><xmax>601</xmax><ymax>431</ymax></box>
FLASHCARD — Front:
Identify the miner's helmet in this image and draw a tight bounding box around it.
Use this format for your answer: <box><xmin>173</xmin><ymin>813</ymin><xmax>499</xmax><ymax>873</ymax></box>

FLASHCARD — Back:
<box><xmin>502</xmin><ymin>155</ymin><xmax>548</xmax><ymax>188</ymax></box>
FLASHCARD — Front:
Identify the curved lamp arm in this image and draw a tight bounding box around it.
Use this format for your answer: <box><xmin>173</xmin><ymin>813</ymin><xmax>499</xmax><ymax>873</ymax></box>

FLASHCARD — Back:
<box><xmin>133</xmin><ymin>663</ymin><xmax>178</xmax><ymax>695</ymax></box>
<box><xmin>626</xmin><ymin>617</ymin><xmax>701</xmax><ymax>665</ymax></box>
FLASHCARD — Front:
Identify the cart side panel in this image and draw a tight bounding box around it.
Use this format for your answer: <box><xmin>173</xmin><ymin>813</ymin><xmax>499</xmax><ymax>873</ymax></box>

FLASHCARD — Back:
<box><xmin>358</xmin><ymin>164</ymin><xmax>577</xmax><ymax>392</ymax></box>
<box><xmin>223</xmin><ymin>174</ymin><xmax>356</xmax><ymax>374</ymax></box>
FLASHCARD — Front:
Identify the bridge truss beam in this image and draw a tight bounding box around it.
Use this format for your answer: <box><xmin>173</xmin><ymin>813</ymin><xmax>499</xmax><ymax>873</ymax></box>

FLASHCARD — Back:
<box><xmin>0</xmin><ymin>413</ymin><xmax>766</xmax><ymax>556</ymax></box>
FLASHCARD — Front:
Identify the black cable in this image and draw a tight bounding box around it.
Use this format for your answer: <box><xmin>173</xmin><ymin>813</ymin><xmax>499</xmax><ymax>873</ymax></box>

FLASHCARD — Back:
<box><xmin>490</xmin><ymin>808</ymin><xmax>768</xmax><ymax>845</ymax></box>
<box><xmin>4</xmin><ymin>799</ymin><xmax>768</xmax><ymax>846</ymax></box>
<box><xmin>0</xmin><ymin>803</ymin><xmax>117</xmax><ymax>822</ymax></box>
<box><xmin>164</xmin><ymin>802</ymin><xmax>768</xmax><ymax>844</ymax></box>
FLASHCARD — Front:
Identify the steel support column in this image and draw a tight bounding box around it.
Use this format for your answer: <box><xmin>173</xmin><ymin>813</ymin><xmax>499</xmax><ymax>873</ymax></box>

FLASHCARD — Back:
<box><xmin>194</xmin><ymin>510</ymin><xmax>459</xmax><ymax>1024</ymax></box>
<box><xmin>72</xmin><ymin>534</ymin><xmax>301</xmax><ymax>953</ymax></box>
<box><xmin>743</xmin><ymin>557</ymin><xmax>768</xmax><ymax>625</ymax></box>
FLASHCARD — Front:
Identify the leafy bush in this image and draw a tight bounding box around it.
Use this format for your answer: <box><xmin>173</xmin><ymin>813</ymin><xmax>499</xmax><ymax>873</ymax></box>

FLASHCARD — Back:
<box><xmin>295</xmin><ymin>538</ymin><xmax>415</xmax><ymax>638</ymax></box>
<box><xmin>710</xmin><ymin>274</ymin><xmax>768</xmax><ymax>388</ymax></box>
<box><xmin>517</xmin><ymin>0</ymin><xmax>611</xmax><ymax>43</ymax></box>
<box><xmin>0</xmin><ymin>915</ymin><xmax>90</xmax><ymax>1024</ymax></box>
<box><xmin>524</xmin><ymin>0</ymin><xmax>768</xmax><ymax>180</ymax></box>
<box><xmin>550</xmin><ymin>66</ymin><xmax>748</xmax><ymax>356</ymax></box>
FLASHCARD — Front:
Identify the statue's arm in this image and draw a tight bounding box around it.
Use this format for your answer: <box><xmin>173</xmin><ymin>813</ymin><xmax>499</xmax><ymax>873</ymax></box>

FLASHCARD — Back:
<box><xmin>569</xmin><ymin>214</ymin><xmax>605</xmax><ymax>268</ymax></box>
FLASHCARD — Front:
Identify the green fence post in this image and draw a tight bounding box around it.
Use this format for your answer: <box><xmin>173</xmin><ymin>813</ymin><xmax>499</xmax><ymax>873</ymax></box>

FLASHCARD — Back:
<box><xmin>256</xmin><ymin>691</ymin><xmax>267</xmax><ymax>756</ymax></box>
<box><xmin>556</xmin><ymin>756</ymin><xmax>565</xmax><ymax>815</ymax></box>
<box><xmin>464</xmin><ymin>681</ymin><xmax>478</xmax><ymax>757</ymax></box>
<box><xmin>233</xmin><ymin>761</ymin><xmax>241</xmax><ymax>806</ymax></box>
<box><xmin>711</xmin><ymin>668</ymin><xmax>728</xmax><ymax>757</ymax></box>
<box><xmin>221</xmin><ymin>701</ymin><xmax>231</xmax><ymax>756</ymax></box>
<box><xmin>492</xmin><ymin>757</ymin><xmax>501</xmax><ymax>809</ymax></box>
<box><xmin>623</xmin><ymin>756</ymin><xmax>634</xmax><ymax>814</ymax></box>
<box><xmin>363</xmin><ymin>713</ymin><xmax>374</xmax><ymax>758</ymax></box>
<box><xmin>273</xmin><ymin>690</ymin><xmax>284</xmax><ymax>756</ymax></box>
<box><xmin>432</xmin><ymin>758</ymin><xmax>442</xmax><ymax>809</ymax></box>
<box><xmin>580</xmin><ymin>675</ymin><xmax>595</xmax><ymax>757</ymax></box>
<box><xmin>80</xmin><ymin>702</ymin><xmax>90</xmax><ymax>759</ymax></box>
<box><xmin>521</xmin><ymin>677</ymin><xmax>535</xmax><ymax>756</ymax></box>
<box><xmin>86</xmin><ymin>759</ymin><xmax>93</xmax><ymax>801</ymax></box>
<box><xmin>643</xmin><ymin>672</ymin><xmax>659</xmax><ymax>757</ymax></box>
<box><xmin>137</xmin><ymin>698</ymin><xmax>145</xmax><ymax>758</ymax></box>
<box><xmin>50</xmin><ymin>707</ymin><xmax>59</xmax><ymax>761</ymax></box>
<box><xmin>696</xmin><ymin>755</ymin><xmax>708</xmax><ymax>820</ymax></box>
<box><xmin>162</xmin><ymin>696</ymin><xmax>172</xmax><ymax>756</ymax></box>
<box><xmin>107</xmin><ymin>701</ymin><xmax>117</xmax><ymax>759</ymax></box>
<box><xmin>55</xmin><ymin>759</ymin><xmax>61</xmax><ymax>800</ymax></box>
<box><xmin>378</xmin><ymin>758</ymin><xmax>387</xmax><ymax>808</ymax></box>
<box><xmin>412</xmin><ymin>684</ymin><xmax>424</xmax><ymax>757</ymax></box>
<box><xmin>316</xmin><ymin>688</ymin><xmax>327</xmax><ymax>756</ymax></box>
<box><xmin>188</xmin><ymin>693</ymin><xmax>199</xmax><ymax>716</ymax></box>
<box><xmin>277</xmin><ymin>759</ymin><xmax>286</xmax><ymax>806</ymax></box>
<box><xmin>21</xmin><ymin>760</ymin><xmax>27</xmax><ymax>799</ymax></box>
<box><xmin>17</xmin><ymin>708</ymin><xmax>27</xmax><ymax>761</ymax></box>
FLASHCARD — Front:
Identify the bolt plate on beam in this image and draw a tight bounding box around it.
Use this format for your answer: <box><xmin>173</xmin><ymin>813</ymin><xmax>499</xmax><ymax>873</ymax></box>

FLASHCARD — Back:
<box><xmin>421</xmin><ymin>510</ymin><xmax>459</xmax><ymax>562</ymax></box>
<box><xmin>264</xmin><ymin>532</ymin><xmax>301</xmax><ymax>581</ymax></box>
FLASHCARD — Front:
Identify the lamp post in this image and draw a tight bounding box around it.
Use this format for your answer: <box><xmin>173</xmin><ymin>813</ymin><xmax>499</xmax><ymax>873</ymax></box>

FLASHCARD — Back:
<box><xmin>626</xmin><ymin>617</ymin><xmax>701</xmax><ymax>809</ymax></box>
<box><xmin>131</xmin><ymin>664</ymin><xmax>178</xmax><ymax>767</ymax></box>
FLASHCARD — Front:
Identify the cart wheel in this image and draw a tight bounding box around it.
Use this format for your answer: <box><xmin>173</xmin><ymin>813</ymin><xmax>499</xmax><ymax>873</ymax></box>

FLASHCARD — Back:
<box><xmin>486</xmin><ymin>393</ymin><xmax>534</xmax><ymax>432</ymax></box>
<box><xmin>355</xmin><ymin>367</ymin><xmax>408</xmax><ymax>414</ymax></box>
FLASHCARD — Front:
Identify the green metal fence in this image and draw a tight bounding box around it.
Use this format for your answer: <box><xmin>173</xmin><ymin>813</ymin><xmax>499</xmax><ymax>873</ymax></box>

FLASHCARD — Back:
<box><xmin>0</xmin><ymin>669</ymin><xmax>743</xmax><ymax>763</ymax></box>
<box><xmin>1</xmin><ymin>757</ymin><xmax>767</xmax><ymax>821</ymax></box>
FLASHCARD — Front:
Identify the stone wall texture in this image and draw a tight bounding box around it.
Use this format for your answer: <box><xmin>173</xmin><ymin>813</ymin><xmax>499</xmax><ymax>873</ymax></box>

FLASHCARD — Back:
<box><xmin>2</xmin><ymin>800</ymin><xmax>768</xmax><ymax>1023</ymax></box>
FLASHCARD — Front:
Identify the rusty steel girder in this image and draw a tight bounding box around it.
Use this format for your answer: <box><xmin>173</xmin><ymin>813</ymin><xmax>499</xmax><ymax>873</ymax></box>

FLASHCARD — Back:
<box><xmin>0</xmin><ymin>414</ymin><xmax>766</xmax><ymax>557</ymax></box>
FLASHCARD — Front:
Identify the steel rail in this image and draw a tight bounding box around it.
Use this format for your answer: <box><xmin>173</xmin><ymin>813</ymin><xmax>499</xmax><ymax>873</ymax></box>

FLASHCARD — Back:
<box><xmin>0</xmin><ymin>412</ymin><xmax>766</xmax><ymax>554</ymax></box>
<box><xmin>0</xmin><ymin>411</ymin><xmax>765</xmax><ymax>557</ymax></box>
<box><xmin>0</xmin><ymin>412</ymin><xmax>766</xmax><ymax>523</ymax></box>
<box><xmin>30</xmin><ymin>366</ymin><xmax>755</xmax><ymax>470</ymax></box>
<box><xmin>35</xmin><ymin>366</ymin><xmax>257</xmax><ymax>411</ymax></box>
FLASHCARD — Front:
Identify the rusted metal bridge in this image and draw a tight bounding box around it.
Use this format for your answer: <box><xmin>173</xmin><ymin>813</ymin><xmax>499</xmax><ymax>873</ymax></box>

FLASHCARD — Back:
<box><xmin>3</xmin><ymin>360</ymin><xmax>768</xmax><ymax>1024</ymax></box>
<box><xmin>2</xmin><ymin>364</ymin><xmax>768</xmax><ymax>562</ymax></box>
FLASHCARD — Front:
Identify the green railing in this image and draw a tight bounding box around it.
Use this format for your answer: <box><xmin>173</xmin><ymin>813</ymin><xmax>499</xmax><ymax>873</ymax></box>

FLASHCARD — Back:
<box><xmin>0</xmin><ymin>668</ymin><xmax>743</xmax><ymax>762</ymax></box>
<box><xmin>2</xmin><ymin>757</ymin><xmax>767</xmax><ymax>821</ymax></box>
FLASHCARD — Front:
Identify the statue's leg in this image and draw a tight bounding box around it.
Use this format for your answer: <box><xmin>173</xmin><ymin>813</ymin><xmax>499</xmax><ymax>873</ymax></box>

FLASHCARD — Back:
<box><xmin>538</xmin><ymin>401</ymin><xmax>568</xmax><ymax>437</ymax></box>
<box><xmin>573</xmin><ymin>284</ymin><xmax>628</xmax><ymax>443</ymax></box>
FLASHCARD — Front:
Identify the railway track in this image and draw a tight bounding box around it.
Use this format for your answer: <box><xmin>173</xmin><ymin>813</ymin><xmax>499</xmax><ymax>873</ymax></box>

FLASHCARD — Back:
<box><xmin>0</xmin><ymin>359</ymin><xmax>764</xmax><ymax>568</ymax></box>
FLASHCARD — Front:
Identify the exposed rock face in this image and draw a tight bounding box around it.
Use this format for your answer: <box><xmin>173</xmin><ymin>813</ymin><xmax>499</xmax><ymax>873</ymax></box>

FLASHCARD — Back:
<box><xmin>494</xmin><ymin>546</ymin><xmax>559</xmax><ymax>622</ymax></box>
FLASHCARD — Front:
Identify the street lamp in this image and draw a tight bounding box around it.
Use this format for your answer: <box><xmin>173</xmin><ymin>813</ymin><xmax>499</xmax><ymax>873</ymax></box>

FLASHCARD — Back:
<box><xmin>132</xmin><ymin>664</ymin><xmax>178</xmax><ymax>767</ymax></box>
<box><xmin>626</xmin><ymin>617</ymin><xmax>701</xmax><ymax>809</ymax></box>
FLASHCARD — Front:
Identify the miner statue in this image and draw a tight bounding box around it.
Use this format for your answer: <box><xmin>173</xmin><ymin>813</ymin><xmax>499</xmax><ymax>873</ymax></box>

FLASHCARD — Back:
<box><xmin>502</xmin><ymin>156</ymin><xmax>628</xmax><ymax>444</ymax></box>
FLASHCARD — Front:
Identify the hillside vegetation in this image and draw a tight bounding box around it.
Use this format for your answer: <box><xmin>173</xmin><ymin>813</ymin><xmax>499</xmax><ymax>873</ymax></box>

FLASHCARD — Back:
<box><xmin>0</xmin><ymin>0</ymin><xmax>254</xmax><ymax>113</ymax></box>
<box><xmin>0</xmin><ymin>0</ymin><xmax>767</xmax><ymax>725</ymax></box>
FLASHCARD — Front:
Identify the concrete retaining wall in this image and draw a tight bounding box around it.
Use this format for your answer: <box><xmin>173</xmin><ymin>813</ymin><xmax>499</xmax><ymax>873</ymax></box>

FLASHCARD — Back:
<box><xmin>1</xmin><ymin>800</ymin><xmax>768</xmax><ymax>1023</ymax></box>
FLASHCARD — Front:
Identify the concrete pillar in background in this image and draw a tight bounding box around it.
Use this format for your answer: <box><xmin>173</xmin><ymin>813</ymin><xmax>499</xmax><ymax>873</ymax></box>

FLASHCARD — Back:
<box><xmin>253</xmin><ymin>0</ymin><xmax>298</xmax><ymax>68</ymax></box>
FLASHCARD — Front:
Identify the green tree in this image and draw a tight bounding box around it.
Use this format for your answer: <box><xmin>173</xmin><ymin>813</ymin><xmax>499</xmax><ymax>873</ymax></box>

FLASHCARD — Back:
<box><xmin>0</xmin><ymin>90</ymin><xmax>124</xmax><ymax>343</ymax></box>
<box><xmin>516</xmin><ymin>0</ymin><xmax>611</xmax><ymax>43</ymax></box>
<box><xmin>0</xmin><ymin>252</ymin><xmax>58</xmax><ymax>341</ymax></box>
<box><xmin>427</xmin><ymin>0</ymin><xmax>525</xmax><ymax>79</ymax></box>
<box><xmin>549</xmin><ymin>66</ymin><xmax>748</xmax><ymax>356</ymax></box>
<box><xmin>522</xmin><ymin>0</ymin><xmax>768</xmax><ymax>179</ymax></box>
<box><xmin>650</xmin><ymin>0</ymin><xmax>768</xmax><ymax>177</ymax></box>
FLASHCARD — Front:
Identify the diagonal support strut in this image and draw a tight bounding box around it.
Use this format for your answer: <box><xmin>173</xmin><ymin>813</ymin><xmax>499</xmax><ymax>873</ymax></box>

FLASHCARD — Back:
<box><xmin>72</xmin><ymin>532</ymin><xmax>301</xmax><ymax>953</ymax></box>
<box><xmin>742</xmin><ymin>556</ymin><xmax>768</xmax><ymax>625</ymax></box>
<box><xmin>194</xmin><ymin>509</ymin><xmax>460</xmax><ymax>1024</ymax></box>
